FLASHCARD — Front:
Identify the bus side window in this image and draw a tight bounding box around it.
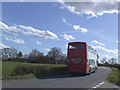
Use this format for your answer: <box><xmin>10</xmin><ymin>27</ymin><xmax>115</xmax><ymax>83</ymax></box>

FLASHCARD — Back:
<box><xmin>88</xmin><ymin>45</ymin><xmax>91</xmax><ymax>52</ymax></box>
<box><xmin>89</xmin><ymin>59</ymin><xmax>95</xmax><ymax>65</ymax></box>
<box><xmin>91</xmin><ymin>48</ymin><xmax>93</xmax><ymax>54</ymax></box>
<box><xmin>87</xmin><ymin>45</ymin><xmax>89</xmax><ymax>51</ymax></box>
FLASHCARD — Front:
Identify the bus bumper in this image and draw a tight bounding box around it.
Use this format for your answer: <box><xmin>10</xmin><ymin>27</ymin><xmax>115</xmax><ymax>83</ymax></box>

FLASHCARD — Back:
<box><xmin>71</xmin><ymin>72</ymin><xmax>89</xmax><ymax>75</ymax></box>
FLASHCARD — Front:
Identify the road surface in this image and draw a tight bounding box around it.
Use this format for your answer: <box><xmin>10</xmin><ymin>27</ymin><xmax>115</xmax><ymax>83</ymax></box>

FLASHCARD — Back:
<box><xmin>2</xmin><ymin>67</ymin><xmax>118</xmax><ymax>88</ymax></box>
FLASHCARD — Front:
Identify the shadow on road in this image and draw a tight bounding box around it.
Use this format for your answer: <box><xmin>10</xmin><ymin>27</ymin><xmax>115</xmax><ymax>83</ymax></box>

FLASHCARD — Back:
<box><xmin>33</xmin><ymin>67</ymin><xmax>104</xmax><ymax>80</ymax></box>
<box><xmin>36</xmin><ymin>73</ymin><xmax>90</xmax><ymax>80</ymax></box>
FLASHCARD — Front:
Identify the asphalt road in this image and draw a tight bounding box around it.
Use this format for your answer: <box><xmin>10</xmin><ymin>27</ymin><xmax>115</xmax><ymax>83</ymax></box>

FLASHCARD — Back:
<box><xmin>2</xmin><ymin>67</ymin><xmax>118</xmax><ymax>88</ymax></box>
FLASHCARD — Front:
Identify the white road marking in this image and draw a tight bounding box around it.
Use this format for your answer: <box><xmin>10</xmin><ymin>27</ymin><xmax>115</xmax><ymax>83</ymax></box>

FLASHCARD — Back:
<box><xmin>92</xmin><ymin>82</ymin><xmax>105</xmax><ymax>88</ymax></box>
<box><xmin>96</xmin><ymin>85</ymin><xmax>100</xmax><ymax>87</ymax></box>
<box><xmin>99</xmin><ymin>82</ymin><xmax>105</xmax><ymax>85</ymax></box>
<box><xmin>92</xmin><ymin>86</ymin><xmax>97</xmax><ymax>88</ymax></box>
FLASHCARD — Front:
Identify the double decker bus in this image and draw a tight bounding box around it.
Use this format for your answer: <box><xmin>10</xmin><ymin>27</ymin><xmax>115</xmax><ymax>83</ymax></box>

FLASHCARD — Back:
<box><xmin>67</xmin><ymin>42</ymin><xmax>98</xmax><ymax>75</ymax></box>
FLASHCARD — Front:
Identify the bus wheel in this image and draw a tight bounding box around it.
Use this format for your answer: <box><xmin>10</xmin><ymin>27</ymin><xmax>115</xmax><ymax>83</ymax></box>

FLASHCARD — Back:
<box><xmin>95</xmin><ymin>67</ymin><xmax>97</xmax><ymax>70</ymax></box>
<box><xmin>88</xmin><ymin>68</ymin><xmax>91</xmax><ymax>75</ymax></box>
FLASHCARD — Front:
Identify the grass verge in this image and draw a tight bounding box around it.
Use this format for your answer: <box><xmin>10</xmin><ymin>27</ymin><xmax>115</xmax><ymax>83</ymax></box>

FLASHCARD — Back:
<box><xmin>106</xmin><ymin>67</ymin><xmax>120</xmax><ymax>86</ymax></box>
<box><xmin>2</xmin><ymin>62</ymin><xmax>67</xmax><ymax>80</ymax></box>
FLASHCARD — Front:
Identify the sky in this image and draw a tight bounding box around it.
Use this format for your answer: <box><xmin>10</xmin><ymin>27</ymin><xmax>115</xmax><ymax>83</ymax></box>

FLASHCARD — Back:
<box><xmin>0</xmin><ymin>1</ymin><xmax>119</xmax><ymax>63</ymax></box>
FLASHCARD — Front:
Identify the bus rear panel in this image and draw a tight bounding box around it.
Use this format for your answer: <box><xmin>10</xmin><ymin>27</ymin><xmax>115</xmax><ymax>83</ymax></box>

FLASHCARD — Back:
<box><xmin>67</xmin><ymin>42</ymin><xmax>98</xmax><ymax>75</ymax></box>
<box><xmin>67</xmin><ymin>42</ymin><xmax>88</xmax><ymax>74</ymax></box>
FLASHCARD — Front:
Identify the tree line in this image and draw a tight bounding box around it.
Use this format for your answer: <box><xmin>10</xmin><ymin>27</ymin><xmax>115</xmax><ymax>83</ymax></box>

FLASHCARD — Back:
<box><xmin>1</xmin><ymin>47</ymin><xmax>67</xmax><ymax>64</ymax></box>
<box><xmin>100</xmin><ymin>57</ymin><xmax>117</xmax><ymax>65</ymax></box>
<box><xmin>98</xmin><ymin>57</ymin><xmax>120</xmax><ymax>70</ymax></box>
<box><xmin>0</xmin><ymin>47</ymin><xmax>119</xmax><ymax>67</ymax></box>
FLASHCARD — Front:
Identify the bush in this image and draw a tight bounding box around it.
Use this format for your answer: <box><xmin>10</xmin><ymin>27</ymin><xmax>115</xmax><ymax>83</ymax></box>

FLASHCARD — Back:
<box><xmin>11</xmin><ymin>64</ymin><xmax>67</xmax><ymax>78</ymax></box>
<box><xmin>107</xmin><ymin>67</ymin><xmax>120</xmax><ymax>86</ymax></box>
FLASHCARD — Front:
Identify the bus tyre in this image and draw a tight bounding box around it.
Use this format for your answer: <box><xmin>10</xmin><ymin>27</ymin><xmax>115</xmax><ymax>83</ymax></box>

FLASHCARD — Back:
<box><xmin>95</xmin><ymin>67</ymin><xmax>97</xmax><ymax>70</ymax></box>
<box><xmin>88</xmin><ymin>68</ymin><xmax>91</xmax><ymax>75</ymax></box>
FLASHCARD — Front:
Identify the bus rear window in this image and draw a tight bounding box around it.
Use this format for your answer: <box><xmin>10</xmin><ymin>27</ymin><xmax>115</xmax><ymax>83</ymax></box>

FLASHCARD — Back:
<box><xmin>69</xmin><ymin>44</ymin><xmax>85</xmax><ymax>49</ymax></box>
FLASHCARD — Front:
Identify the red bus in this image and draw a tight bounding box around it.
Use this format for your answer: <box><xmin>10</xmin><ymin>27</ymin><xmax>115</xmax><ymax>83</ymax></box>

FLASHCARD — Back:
<box><xmin>67</xmin><ymin>42</ymin><xmax>98</xmax><ymax>75</ymax></box>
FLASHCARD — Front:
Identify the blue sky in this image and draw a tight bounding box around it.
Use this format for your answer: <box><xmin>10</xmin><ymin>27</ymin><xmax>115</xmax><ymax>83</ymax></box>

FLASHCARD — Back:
<box><xmin>1</xmin><ymin>2</ymin><xmax>118</xmax><ymax>63</ymax></box>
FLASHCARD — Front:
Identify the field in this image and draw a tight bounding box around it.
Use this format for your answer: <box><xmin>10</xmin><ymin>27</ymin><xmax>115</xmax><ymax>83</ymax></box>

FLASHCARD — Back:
<box><xmin>2</xmin><ymin>62</ymin><xmax>67</xmax><ymax>80</ymax></box>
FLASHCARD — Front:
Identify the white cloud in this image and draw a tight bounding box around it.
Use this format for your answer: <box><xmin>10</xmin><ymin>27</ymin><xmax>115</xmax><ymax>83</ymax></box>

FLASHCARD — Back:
<box><xmin>18</xmin><ymin>25</ymin><xmax>58</xmax><ymax>40</ymax></box>
<box><xmin>0</xmin><ymin>22</ymin><xmax>21</xmax><ymax>36</ymax></box>
<box><xmin>62</xmin><ymin>51</ymin><xmax>66</xmax><ymax>54</ymax></box>
<box><xmin>73</xmin><ymin>25</ymin><xmax>80</xmax><ymax>30</ymax></box>
<box><xmin>92</xmin><ymin>40</ymin><xmax>105</xmax><ymax>46</ymax></box>
<box><xmin>66</xmin><ymin>44</ymin><xmax>68</xmax><ymax>49</ymax></box>
<box><xmin>0</xmin><ymin>21</ymin><xmax>58</xmax><ymax>40</ymax></box>
<box><xmin>62</xmin><ymin>18</ymin><xmax>67</xmax><ymax>23</ymax></box>
<box><xmin>36</xmin><ymin>41</ymin><xmax>42</xmax><ymax>45</ymax></box>
<box><xmin>62</xmin><ymin>18</ymin><xmax>71</xmax><ymax>26</ymax></box>
<box><xmin>62</xmin><ymin>18</ymin><xmax>88</xmax><ymax>33</ymax></box>
<box><xmin>43</xmin><ymin>48</ymin><xmax>50</xmax><ymax>52</ymax></box>
<box><xmin>73</xmin><ymin>25</ymin><xmax>88</xmax><ymax>33</ymax></box>
<box><xmin>92</xmin><ymin>45</ymin><xmax>118</xmax><ymax>55</ymax></box>
<box><xmin>59</xmin><ymin>1</ymin><xmax>118</xmax><ymax>18</ymax></box>
<box><xmin>0</xmin><ymin>43</ymin><xmax>10</xmax><ymax>49</ymax></box>
<box><xmin>101</xmin><ymin>54</ymin><xmax>112</xmax><ymax>59</ymax></box>
<box><xmin>0</xmin><ymin>21</ymin><xmax>9</xmax><ymax>29</ymax></box>
<box><xmin>116</xmin><ymin>40</ymin><xmax>120</xmax><ymax>43</ymax></box>
<box><xmin>2</xmin><ymin>34</ymin><xmax>24</xmax><ymax>44</ymax></box>
<box><xmin>62</xmin><ymin>34</ymin><xmax>75</xmax><ymax>40</ymax></box>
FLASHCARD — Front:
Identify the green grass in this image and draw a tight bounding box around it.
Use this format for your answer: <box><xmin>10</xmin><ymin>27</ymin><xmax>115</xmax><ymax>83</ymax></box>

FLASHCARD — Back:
<box><xmin>106</xmin><ymin>67</ymin><xmax>120</xmax><ymax>86</ymax></box>
<box><xmin>3</xmin><ymin>74</ymin><xmax>35</xmax><ymax>80</ymax></box>
<box><xmin>2</xmin><ymin>62</ymin><xmax>67</xmax><ymax>80</ymax></box>
<box><xmin>0</xmin><ymin>61</ymin><xmax>2</xmax><ymax>79</ymax></box>
<box><xmin>2</xmin><ymin>62</ymin><xmax>21</xmax><ymax>78</ymax></box>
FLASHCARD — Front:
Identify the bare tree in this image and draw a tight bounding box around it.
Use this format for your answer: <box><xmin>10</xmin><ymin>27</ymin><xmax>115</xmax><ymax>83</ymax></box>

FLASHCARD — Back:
<box><xmin>23</xmin><ymin>54</ymin><xmax>29</xmax><ymax>59</ymax></box>
<box><xmin>100</xmin><ymin>57</ymin><xmax>107</xmax><ymax>64</ymax></box>
<box><xmin>47</xmin><ymin>47</ymin><xmax>62</xmax><ymax>64</ymax></box>
<box><xmin>58</xmin><ymin>54</ymin><xmax>67</xmax><ymax>64</ymax></box>
<box><xmin>108</xmin><ymin>58</ymin><xmax>116</xmax><ymax>64</ymax></box>
<box><xmin>2</xmin><ymin>48</ymin><xmax>17</xmax><ymax>60</ymax></box>
<box><xmin>28</xmin><ymin>49</ymin><xmax>44</xmax><ymax>63</ymax></box>
<box><xmin>29</xmin><ymin>49</ymin><xmax>43</xmax><ymax>57</ymax></box>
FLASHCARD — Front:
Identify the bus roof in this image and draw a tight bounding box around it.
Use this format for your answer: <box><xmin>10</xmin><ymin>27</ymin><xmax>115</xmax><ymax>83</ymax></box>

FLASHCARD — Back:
<box><xmin>68</xmin><ymin>42</ymin><xmax>87</xmax><ymax>44</ymax></box>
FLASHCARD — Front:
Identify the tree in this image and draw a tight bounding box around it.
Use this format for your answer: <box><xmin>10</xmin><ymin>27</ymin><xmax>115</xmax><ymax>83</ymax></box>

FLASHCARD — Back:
<box><xmin>16</xmin><ymin>51</ymin><xmax>23</xmax><ymax>62</ymax></box>
<box><xmin>108</xmin><ymin>58</ymin><xmax>116</xmax><ymax>64</ymax></box>
<box><xmin>22</xmin><ymin>54</ymin><xmax>29</xmax><ymax>62</ymax></box>
<box><xmin>100</xmin><ymin>57</ymin><xmax>107</xmax><ymax>64</ymax></box>
<box><xmin>28</xmin><ymin>49</ymin><xmax>44</xmax><ymax>63</ymax></box>
<box><xmin>58</xmin><ymin>54</ymin><xmax>67</xmax><ymax>64</ymax></box>
<box><xmin>23</xmin><ymin>54</ymin><xmax>29</xmax><ymax>59</ymax></box>
<box><xmin>16</xmin><ymin>51</ymin><xmax>23</xmax><ymax>58</ymax></box>
<box><xmin>29</xmin><ymin>49</ymin><xmax>43</xmax><ymax>57</ymax></box>
<box><xmin>0</xmin><ymin>49</ymin><xmax>2</xmax><ymax>61</ymax></box>
<box><xmin>47</xmin><ymin>47</ymin><xmax>62</xmax><ymax>64</ymax></box>
<box><xmin>2</xmin><ymin>47</ymin><xmax>17</xmax><ymax>61</ymax></box>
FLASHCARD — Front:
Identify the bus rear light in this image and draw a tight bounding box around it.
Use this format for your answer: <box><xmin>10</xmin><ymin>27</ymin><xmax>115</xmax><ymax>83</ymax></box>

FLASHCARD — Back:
<box><xmin>71</xmin><ymin>58</ymin><xmax>82</xmax><ymax>63</ymax></box>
